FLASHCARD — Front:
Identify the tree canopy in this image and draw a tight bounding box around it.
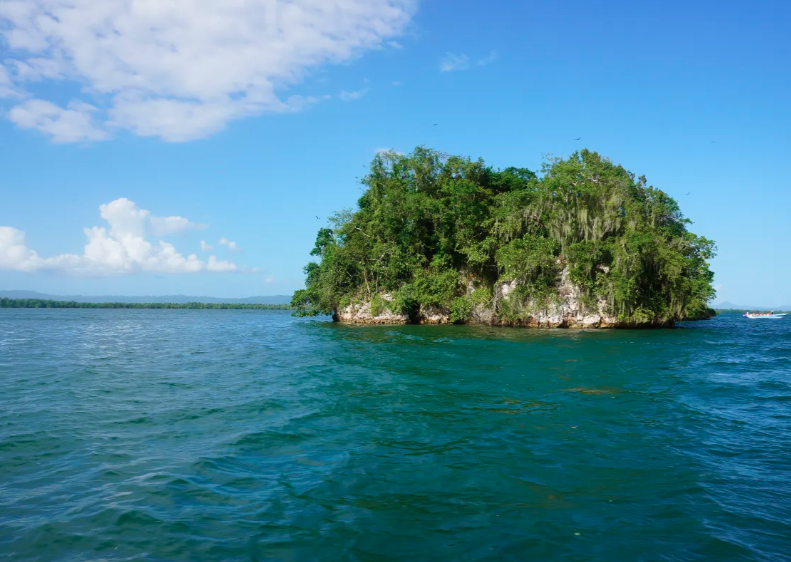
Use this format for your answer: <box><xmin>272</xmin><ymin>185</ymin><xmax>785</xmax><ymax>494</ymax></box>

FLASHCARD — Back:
<box><xmin>292</xmin><ymin>147</ymin><xmax>716</xmax><ymax>324</ymax></box>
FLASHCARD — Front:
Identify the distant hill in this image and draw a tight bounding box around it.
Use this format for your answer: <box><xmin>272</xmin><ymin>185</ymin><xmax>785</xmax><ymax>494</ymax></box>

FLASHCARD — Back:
<box><xmin>0</xmin><ymin>290</ymin><xmax>292</xmax><ymax>305</ymax></box>
<box><xmin>713</xmin><ymin>301</ymin><xmax>791</xmax><ymax>311</ymax></box>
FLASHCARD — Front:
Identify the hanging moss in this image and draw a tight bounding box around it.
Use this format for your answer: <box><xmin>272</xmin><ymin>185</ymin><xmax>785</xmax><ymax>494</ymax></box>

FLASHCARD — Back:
<box><xmin>292</xmin><ymin>147</ymin><xmax>716</xmax><ymax>325</ymax></box>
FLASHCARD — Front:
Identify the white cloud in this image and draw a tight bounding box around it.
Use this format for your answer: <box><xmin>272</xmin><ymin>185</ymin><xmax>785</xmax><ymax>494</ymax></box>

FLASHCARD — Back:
<box><xmin>375</xmin><ymin>147</ymin><xmax>403</xmax><ymax>155</ymax></box>
<box><xmin>439</xmin><ymin>53</ymin><xmax>470</xmax><ymax>72</ymax></box>
<box><xmin>0</xmin><ymin>198</ymin><xmax>239</xmax><ymax>275</ymax></box>
<box><xmin>0</xmin><ymin>0</ymin><xmax>417</xmax><ymax>142</ymax></box>
<box><xmin>97</xmin><ymin>198</ymin><xmax>206</xmax><ymax>237</ymax></box>
<box><xmin>439</xmin><ymin>50</ymin><xmax>496</xmax><ymax>72</ymax></box>
<box><xmin>7</xmin><ymin>99</ymin><xmax>108</xmax><ymax>143</ymax></box>
<box><xmin>477</xmin><ymin>51</ymin><xmax>497</xmax><ymax>67</ymax></box>
<box><xmin>8</xmin><ymin>57</ymin><xmax>64</xmax><ymax>81</ymax></box>
<box><xmin>150</xmin><ymin>215</ymin><xmax>207</xmax><ymax>236</ymax></box>
<box><xmin>99</xmin><ymin>198</ymin><xmax>149</xmax><ymax>238</ymax></box>
<box><xmin>218</xmin><ymin>237</ymin><xmax>240</xmax><ymax>251</ymax></box>
<box><xmin>0</xmin><ymin>227</ymin><xmax>47</xmax><ymax>272</ymax></box>
<box><xmin>207</xmin><ymin>255</ymin><xmax>237</xmax><ymax>272</ymax></box>
<box><xmin>200</xmin><ymin>240</ymin><xmax>213</xmax><ymax>251</ymax></box>
<box><xmin>338</xmin><ymin>88</ymin><xmax>368</xmax><ymax>101</ymax></box>
<box><xmin>0</xmin><ymin>64</ymin><xmax>23</xmax><ymax>98</ymax></box>
<box><xmin>339</xmin><ymin>88</ymin><xmax>369</xmax><ymax>102</ymax></box>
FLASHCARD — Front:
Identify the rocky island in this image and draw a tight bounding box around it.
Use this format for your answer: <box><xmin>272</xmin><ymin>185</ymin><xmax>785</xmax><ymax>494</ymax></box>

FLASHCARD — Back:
<box><xmin>292</xmin><ymin>148</ymin><xmax>716</xmax><ymax>328</ymax></box>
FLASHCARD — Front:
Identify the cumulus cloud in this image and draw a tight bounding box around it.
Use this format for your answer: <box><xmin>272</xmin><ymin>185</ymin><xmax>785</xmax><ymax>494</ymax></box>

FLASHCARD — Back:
<box><xmin>0</xmin><ymin>198</ymin><xmax>239</xmax><ymax>275</ymax></box>
<box><xmin>0</xmin><ymin>227</ymin><xmax>49</xmax><ymax>272</ymax></box>
<box><xmin>200</xmin><ymin>240</ymin><xmax>213</xmax><ymax>251</ymax></box>
<box><xmin>98</xmin><ymin>198</ymin><xmax>206</xmax><ymax>237</ymax></box>
<box><xmin>207</xmin><ymin>255</ymin><xmax>237</xmax><ymax>272</ymax></box>
<box><xmin>218</xmin><ymin>237</ymin><xmax>240</xmax><ymax>251</ymax></box>
<box><xmin>0</xmin><ymin>0</ymin><xmax>417</xmax><ymax>142</ymax></box>
<box><xmin>439</xmin><ymin>50</ymin><xmax>496</xmax><ymax>72</ymax></box>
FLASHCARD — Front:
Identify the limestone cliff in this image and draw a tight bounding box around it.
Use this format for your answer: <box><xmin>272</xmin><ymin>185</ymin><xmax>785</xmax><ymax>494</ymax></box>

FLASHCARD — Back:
<box><xmin>334</xmin><ymin>293</ymin><xmax>409</xmax><ymax>325</ymax></box>
<box><xmin>333</xmin><ymin>266</ymin><xmax>671</xmax><ymax>328</ymax></box>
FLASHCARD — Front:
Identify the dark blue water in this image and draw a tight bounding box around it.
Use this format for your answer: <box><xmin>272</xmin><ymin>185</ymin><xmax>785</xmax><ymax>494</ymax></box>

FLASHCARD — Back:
<box><xmin>1</xmin><ymin>310</ymin><xmax>789</xmax><ymax>561</ymax></box>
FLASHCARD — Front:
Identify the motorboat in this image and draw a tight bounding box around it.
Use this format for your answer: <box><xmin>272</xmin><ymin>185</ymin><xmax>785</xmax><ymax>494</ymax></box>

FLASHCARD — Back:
<box><xmin>743</xmin><ymin>311</ymin><xmax>787</xmax><ymax>319</ymax></box>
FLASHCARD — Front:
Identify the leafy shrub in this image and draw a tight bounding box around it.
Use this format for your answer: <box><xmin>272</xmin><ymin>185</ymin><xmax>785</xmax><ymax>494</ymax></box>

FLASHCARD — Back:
<box><xmin>450</xmin><ymin>297</ymin><xmax>473</xmax><ymax>323</ymax></box>
<box><xmin>293</xmin><ymin>147</ymin><xmax>716</xmax><ymax>324</ymax></box>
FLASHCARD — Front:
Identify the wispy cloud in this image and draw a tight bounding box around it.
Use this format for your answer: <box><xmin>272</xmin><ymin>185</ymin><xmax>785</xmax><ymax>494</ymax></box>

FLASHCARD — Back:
<box><xmin>375</xmin><ymin>147</ymin><xmax>404</xmax><ymax>156</ymax></box>
<box><xmin>477</xmin><ymin>51</ymin><xmax>498</xmax><ymax>67</ymax></box>
<box><xmin>339</xmin><ymin>88</ymin><xmax>369</xmax><ymax>102</ymax></box>
<box><xmin>440</xmin><ymin>53</ymin><xmax>470</xmax><ymax>72</ymax></box>
<box><xmin>0</xmin><ymin>0</ymin><xmax>417</xmax><ymax>143</ymax></box>
<box><xmin>200</xmin><ymin>240</ymin><xmax>214</xmax><ymax>252</ymax></box>
<box><xmin>7</xmin><ymin>100</ymin><xmax>107</xmax><ymax>143</ymax></box>
<box><xmin>439</xmin><ymin>50</ymin><xmax>497</xmax><ymax>72</ymax></box>
<box><xmin>0</xmin><ymin>63</ymin><xmax>23</xmax><ymax>98</ymax></box>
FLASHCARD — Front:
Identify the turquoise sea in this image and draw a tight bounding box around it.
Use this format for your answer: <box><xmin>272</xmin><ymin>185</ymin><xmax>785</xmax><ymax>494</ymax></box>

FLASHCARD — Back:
<box><xmin>1</xmin><ymin>309</ymin><xmax>789</xmax><ymax>561</ymax></box>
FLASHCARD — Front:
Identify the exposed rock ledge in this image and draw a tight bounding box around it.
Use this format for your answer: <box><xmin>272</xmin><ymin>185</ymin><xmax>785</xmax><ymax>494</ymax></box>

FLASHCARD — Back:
<box><xmin>335</xmin><ymin>293</ymin><xmax>410</xmax><ymax>325</ymax></box>
<box><xmin>333</xmin><ymin>268</ymin><xmax>674</xmax><ymax>329</ymax></box>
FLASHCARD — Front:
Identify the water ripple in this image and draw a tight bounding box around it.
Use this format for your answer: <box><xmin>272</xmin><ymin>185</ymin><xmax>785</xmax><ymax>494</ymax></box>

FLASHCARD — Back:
<box><xmin>1</xmin><ymin>310</ymin><xmax>790</xmax><ymax>561</ymax></box>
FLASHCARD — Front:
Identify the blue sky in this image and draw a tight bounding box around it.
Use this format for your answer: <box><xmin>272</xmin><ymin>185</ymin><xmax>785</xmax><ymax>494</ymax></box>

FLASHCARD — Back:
<box><xmin>0</xmin><ymin>0</ymin><xmax>789</xmax><ymax>305</ymax></box>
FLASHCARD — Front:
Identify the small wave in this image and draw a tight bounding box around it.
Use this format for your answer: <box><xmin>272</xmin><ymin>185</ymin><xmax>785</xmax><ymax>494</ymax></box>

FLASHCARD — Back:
<box><xmin>565</xmin><ymin>386</ymin><xmax>625</xmax><ymax>395</ymax></box>
<box><xmin>115</xmin><ymin>510</ymin><xmax>161</xmax><ymax>527</ymax></box>
<box><xmin>231</xmin><ymin>430</ymin><xmax>309</xmax><ymax>448</ymax></box>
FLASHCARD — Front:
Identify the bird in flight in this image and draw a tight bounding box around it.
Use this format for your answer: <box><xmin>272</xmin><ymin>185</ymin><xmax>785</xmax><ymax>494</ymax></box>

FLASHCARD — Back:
<box><xmin>574</xmin><ymin>137</ymin><xmax>582</xmax><ymax>140</ymax></box>
<box><xmin>316</xmin><ymin>216</ymin><xmax>320</xmax><ymax>219</ymax></box>
<box><xmin>433</xmin><ymin>124</ymin><xmax>438</xmax><ymax>126</ymax></box>
<box><xmin>685</xmin><ymin>192</ymin><xmax>692</xmax><ymax>195</ymax></box>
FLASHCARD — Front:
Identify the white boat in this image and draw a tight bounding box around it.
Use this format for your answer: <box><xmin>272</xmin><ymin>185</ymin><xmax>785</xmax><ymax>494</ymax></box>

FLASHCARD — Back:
<box><xmin>743</xmin><ymin>311</ymin><xmax>787</xmax><ymax>319</ymax></box>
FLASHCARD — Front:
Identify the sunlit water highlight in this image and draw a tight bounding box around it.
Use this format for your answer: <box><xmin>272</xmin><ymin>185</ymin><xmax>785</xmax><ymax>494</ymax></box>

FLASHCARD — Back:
<box><xmin>1</xmin><ymin>310</ymin><xmax>790</xmax><ymax>561</ymax></box>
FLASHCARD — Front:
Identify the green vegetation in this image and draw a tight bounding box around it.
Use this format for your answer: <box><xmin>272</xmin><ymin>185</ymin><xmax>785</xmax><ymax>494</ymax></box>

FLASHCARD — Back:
<box><xmin>292</xmin><ymin>147</ymin><xmax>716</xmax><ymax>324</ymax></box>
<box><xmin>0</xmin><ymin>298</ymin><xmax>292</xmax><ymax>310</ymax></box>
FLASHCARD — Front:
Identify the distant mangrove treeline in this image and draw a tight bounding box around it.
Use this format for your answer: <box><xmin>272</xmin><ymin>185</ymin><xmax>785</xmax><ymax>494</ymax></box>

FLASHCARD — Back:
<box><xmin>0</xmin><ymin>298</ymin><xmax>293</xmax><ymax>310</ymax></box>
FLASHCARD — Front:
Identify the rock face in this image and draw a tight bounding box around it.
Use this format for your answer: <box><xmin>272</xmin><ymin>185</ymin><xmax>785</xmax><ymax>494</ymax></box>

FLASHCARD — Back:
<box><xmin>417</xmin><ymin>305</ymin><xmax>452</xmax><ymax>324</ymax></box>
<box><xmin>334</xmin><ymin>267</ymin><xmax>673</xmax><ymax>329</ymax></box>
<box><xmin>488</xmin><ymin>268</ymin><xmax>621</xmax><ymax>329</ymax></box>
<box><xmin>334</xmin><ymin>294</ymin><xmax>409</xmax><ymax>324</ymax></box>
